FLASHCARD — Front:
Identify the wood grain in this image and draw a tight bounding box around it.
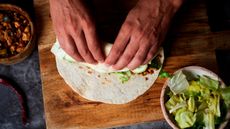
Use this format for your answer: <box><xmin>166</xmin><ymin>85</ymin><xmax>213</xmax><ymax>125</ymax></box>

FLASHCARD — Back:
<box><xmin>34</xmin><ymin>0</ymin><xmax>230</xmax><ymax>128</ymax></box>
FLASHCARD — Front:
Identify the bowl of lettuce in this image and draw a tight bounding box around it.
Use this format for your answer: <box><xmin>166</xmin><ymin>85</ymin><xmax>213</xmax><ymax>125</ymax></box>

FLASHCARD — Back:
<box><xmin>160</xmin><ymin>66</ymin><xmax>230</xmax><ymax>129</ymax></box>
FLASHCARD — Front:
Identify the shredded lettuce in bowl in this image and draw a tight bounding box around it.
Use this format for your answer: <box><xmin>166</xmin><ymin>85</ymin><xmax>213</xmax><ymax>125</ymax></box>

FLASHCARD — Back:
<box><xmin>165</xmin><ymin>71</ymin><xmax>230</xmax><ymax>129</ymax></box>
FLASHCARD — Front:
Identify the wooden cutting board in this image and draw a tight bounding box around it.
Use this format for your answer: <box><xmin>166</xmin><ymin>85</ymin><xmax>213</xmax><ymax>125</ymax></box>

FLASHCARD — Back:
<box><xmin>34</xmin><ymin>0</ymin><xmax>230</xmax><ymax>128</ymax></box>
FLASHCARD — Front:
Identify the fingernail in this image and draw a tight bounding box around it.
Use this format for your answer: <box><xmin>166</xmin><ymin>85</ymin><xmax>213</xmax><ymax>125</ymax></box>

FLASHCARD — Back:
<box><xmin>112</xmin><ymin>65</ymin><xmax>121</xmax><ymax>70</ymax></box>
<box><xmin>111</xmin><ymin>65</ymin><xmax>116</xmax><ymax>68</ymax></box>
<box><xmin>98</xmin><ymin>59</ymin><xmax>105</xmax><ymax>63</ymax></box>
<box><xmin>104</xmin><ymin>60</ymin><xmax>112</xmax><ymax>66</ymax></box>
<box><xmin>90</xmin><ymin>60</ymin><xmax>98</xmax><ymax>64</ymax></box>
<box><xmin>127</xmin><ymin>63</ymin><xmax>135</xmax><ymax>70</ymax></box>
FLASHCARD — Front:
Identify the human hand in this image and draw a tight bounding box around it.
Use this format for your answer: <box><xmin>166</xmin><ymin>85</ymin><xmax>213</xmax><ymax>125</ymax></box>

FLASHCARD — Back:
<box><xmin>49</xmin><ymin>0</ymin><xmax>104</xmax><ymax>64</ymax></box>
<box><xmin>105</xmin><ymin>0</ymin><xmax>183</xmax><ymax>70</ymax></box>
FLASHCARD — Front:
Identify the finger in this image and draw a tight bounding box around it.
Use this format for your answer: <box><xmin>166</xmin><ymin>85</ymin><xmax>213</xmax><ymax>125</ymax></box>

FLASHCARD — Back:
<box><xmin>112</xmin><ymin>38</ymin><xmax>139</xmax><ymax>70</ymax></box>
<box><xmin>127</xmin><ymin>43</ymin><xmax>151</xmax><ymax>70</ymax></box>
<box><xmin>58</xmin><ymin>34</ymin><xmax>84</xmax><ymax>62</ymax></box>
<box><xmin>105</xmin><ymin>22</ymin><xmax>132</xmax><ymax>65</ymax></box>
<box><xmin>73</xmin><ymin>30</ymin><xmax>97</xmax><ymax>64</ymax></box>
<box><xmin>143</xmin><ymin>43</ymin><xmax>158</xmax><ymax>65</ymax></box>
<box><xmin>83</xmin><ymin>21</ymin><xmax>105</xmax><ymax>62</ymax></box>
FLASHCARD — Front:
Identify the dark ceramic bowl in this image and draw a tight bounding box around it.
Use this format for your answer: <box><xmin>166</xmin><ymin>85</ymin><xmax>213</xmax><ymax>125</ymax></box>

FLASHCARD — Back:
<box><xmin>0</xmin><ymin>4</ymin><xmax>35</xmax><ymax>65</ymax></box>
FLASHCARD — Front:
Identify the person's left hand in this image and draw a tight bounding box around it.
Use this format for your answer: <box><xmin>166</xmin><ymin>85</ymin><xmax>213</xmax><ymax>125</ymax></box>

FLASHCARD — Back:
<box><xmin>105</xmin><ymin>0</ymin><xmax>183</xmax><ymax>70</ymax></box>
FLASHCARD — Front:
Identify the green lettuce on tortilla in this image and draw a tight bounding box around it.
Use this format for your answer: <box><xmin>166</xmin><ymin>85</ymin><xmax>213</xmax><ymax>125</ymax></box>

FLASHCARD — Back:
<box><xmin>52</xmin><ymin>42</ymin><xmax>162</xmax><ymax>83</ymax></box>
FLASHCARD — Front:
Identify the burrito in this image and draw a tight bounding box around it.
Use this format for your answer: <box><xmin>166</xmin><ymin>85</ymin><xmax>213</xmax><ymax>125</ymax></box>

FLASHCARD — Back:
<box><xmin>51</xmin><ymin>40</ymin><xmax>164</xmax><ymax>104</ymax></box>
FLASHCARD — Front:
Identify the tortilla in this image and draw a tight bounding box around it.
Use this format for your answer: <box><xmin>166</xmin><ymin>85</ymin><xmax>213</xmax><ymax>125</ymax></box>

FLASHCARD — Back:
<box><xmin>51</xmin><ymin>41</ymin><xmax>164</xmax><ymax>104</ymax></box>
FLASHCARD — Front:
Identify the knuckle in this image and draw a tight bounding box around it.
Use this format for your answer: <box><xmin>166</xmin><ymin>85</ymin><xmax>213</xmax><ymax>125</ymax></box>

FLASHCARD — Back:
<box><xmin>134</xmin><ymin>33</ymin><xmax>149</xmax><ymax>44</ymax></box>
<box><xmin>136</xmin><ymin>26</ymin><xmax>144</xmax><ymax>34</ymax></box>
<box><xmin>67</xmin><ymin>25</ymin><xmax>82</xmax><ymax>38</ymax></box>
<box><xmin>123</xmin><ymin>21</ymin><xmax>133</xmax><ymax>30</ymax></box>
<box><xmin>73</xmin><ymin>31</ymin><xmax>81</xmax><ymax>39</ymax></box>
<box><xmin>118</xmin><ymin>29</ymin><xmax>128</xmax><ymax>37</ymax></box>
<box><xmin>72</xmin><ymin>26</ymin><xmax>81</xmax><ymax>36</ymax></box>
<box><xmin>141</xmin><ymin>35</ymin><xmax>150</xmax><ymax>44</ymax></box>
<box><xmin>78</xmin><ymin>12</ymin><xmax>90</xmax><ymax>22</ymax></box>
<box><xmin>82</xmin><ymin>18</ymin><xmax>93</xmax><ymax>29</ymax></box>
<box><xmin>66</xmin><ymin>22</ymin><xmax>74</xmax><ymax>30</ymax></box>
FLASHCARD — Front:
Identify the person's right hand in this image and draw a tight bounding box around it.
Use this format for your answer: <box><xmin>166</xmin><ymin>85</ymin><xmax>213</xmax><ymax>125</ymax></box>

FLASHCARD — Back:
<box><xmin>49</xmin><ymin>0</ymin><xmax>104</xmax><ymax>64</ymax></box>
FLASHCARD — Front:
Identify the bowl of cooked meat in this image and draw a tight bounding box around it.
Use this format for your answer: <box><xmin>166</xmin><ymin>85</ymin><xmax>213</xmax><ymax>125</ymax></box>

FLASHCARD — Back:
<box><xmin>0</xmin><ymin>4</ymin><xmax>35</xmax><ymax>64</ymax></box>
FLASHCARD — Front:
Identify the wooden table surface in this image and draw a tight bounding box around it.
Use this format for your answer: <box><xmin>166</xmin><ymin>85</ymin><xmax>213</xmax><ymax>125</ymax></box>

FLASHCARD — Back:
<box><xmin>34</xmin><ymin>0</ymin><xmax>230</xmax><ymax>128</ymax></box>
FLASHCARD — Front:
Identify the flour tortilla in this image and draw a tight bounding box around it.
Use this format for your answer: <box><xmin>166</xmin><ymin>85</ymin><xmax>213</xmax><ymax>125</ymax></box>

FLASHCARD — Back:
<box><xmin>52</xmin><ymin>41</ymin><xmax>164</xmax><ymax>104</ymax></box>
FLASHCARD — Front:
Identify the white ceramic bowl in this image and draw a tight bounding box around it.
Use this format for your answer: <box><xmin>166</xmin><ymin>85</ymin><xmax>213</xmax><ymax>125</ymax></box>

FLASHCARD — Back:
<box><xmin>160</xmin><ymin>66</ymin><xmax>230</xmax><ymax>129</ymax></box>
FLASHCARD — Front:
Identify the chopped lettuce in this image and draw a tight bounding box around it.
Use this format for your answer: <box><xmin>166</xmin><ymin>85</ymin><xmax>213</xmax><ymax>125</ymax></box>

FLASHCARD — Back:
<box><xmin>203</xmin><ymin>111</ymin><xmax>215</xmax><ymax>129</ymax></box>
<box><xmin>188</xmin><ymin>96</ymin><xmax>196</xmax><ymax>112</ymax></box>
<box><xmin>175</xmin><ymin>108</ymin><xmax>196</xmax><ymax>128</ymax></box>
<box><xmin>165</xmin><ymin>94</ymin><xmax>188</xmax><ymax>117</ymax></box>
<box><xmin>159</xmin><ymin>70</ymin><xmax>172</xmax><ymax>78</ymax></box>
<box><xmin>199</xmin><ymin>86</ymin><xmax>211</xmax><ymax>101</ymax></box>
<box><xmin>115</xmin><ymin>71</ymin><xmax>132</xmax><ymax>83</ymax></box>
<box><xmin>165</xmin><ymin>73</ymin><xmax>230</xmax><ymax>129</ymax></box>
<box><xmin>199</xmin><ymin>76</ymin><xmax>219</xmax><ymax>90</ymax></box>
<box><xmin>168</xmin><ymin>71</ymin><xmax>189</xmax><ymax>95</ymax></box>
<box><xmin>184</xmin><ymin>81</ymin><xmax>201</xmax><ymax>97</ymax></box>
<box><xmin>195</xmin><ymin>111</ymin><xmax>205</xmax><ymax>127</ymax></box>
<box><xmin>221</xmin><ymin>87</ymin><xmax>230</xmax><ymax>108</ymax></box>
<box><xmin>169</xmin><ymin>101</ymin><xmax>187</xmax><ymax>114</ymax></box>
<box><xmin>198</xmin><ymin>101</ymin><xmax>208</xmax><ymax>111</ymax></box>
<box><xmin>131</xmin><ymin>65</ymin><xmax>148</xmax><ymax>73</ymax></box>
<box><xmin>207</xmin><ymin>92</ymin><xmax>221</xmax><ymax>117</ymax></box>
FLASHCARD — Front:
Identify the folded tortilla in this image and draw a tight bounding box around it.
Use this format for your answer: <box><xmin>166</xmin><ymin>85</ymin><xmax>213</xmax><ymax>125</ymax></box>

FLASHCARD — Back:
<box><xmin>51</xmin><ymin>40</ymin><xmax>164</xmax><ymax>104</ymax></box>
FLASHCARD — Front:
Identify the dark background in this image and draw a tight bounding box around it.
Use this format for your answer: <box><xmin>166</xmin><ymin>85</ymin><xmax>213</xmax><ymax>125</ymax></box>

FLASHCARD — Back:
<box><xmin>0</xmin><ymin>0</ymin><xmax>45</xmax><ymax>129</ymax></box>
<box><xmin>0</xmin><ymin>0</ymin><xmax>230</xmax><ymax>129</ymax></box>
